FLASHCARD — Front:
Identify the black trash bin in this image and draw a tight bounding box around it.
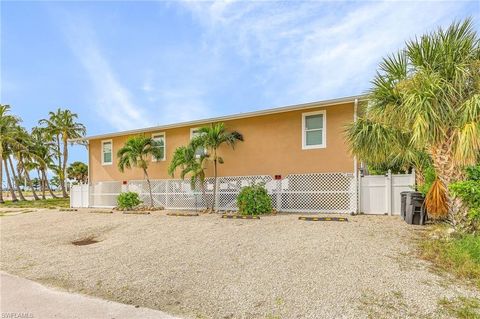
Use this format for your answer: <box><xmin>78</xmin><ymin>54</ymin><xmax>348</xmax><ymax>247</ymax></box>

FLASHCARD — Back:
<box><xmin>400</xmin><ymin>191</ymin><xmax>413</xmax><ymax>220</ymax></box>
<box><xmin>405</xmin><ymin>192</ymin><xmax>427</xmax><ymax>225</ymax></box>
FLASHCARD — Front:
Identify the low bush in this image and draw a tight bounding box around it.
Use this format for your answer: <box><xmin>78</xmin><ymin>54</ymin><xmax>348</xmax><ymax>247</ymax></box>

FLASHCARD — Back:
<box><xmin>117</xmin><ymin>192</ymin><xmax>141</xmax><ymax>210</ymax></box>
<box><xmin>450</xmin><ymin>165</ymin><xmax>480</xmax><ymax>230</ymax></box>
<box><xmin>237</xmin><ymin>183</ymin><xmax>273</xmax><ymax>215</ymax></box>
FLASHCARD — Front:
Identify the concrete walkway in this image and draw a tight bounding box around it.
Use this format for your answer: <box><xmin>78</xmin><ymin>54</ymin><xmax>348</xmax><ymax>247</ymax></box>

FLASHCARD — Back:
<box><xmin>0</xmin><ymin>272</ymin><xmax>179</xmax><ymax>319</ymax></box>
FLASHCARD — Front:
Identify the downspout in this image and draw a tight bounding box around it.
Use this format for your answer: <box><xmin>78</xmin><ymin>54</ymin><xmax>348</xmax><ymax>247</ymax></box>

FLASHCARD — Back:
<box><xmin>353</xmin><ymin>99</ymin><xmax>360</xmax><ymax>214</ymax></box>
<box><xmin>87</xmin><ymin>141</ymin><xmax>90</xmax><ymax>208</ymax></box>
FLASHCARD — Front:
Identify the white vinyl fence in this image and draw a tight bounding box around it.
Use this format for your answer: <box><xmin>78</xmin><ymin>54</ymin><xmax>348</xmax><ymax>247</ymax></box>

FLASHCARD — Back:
<box><xmin>359</xmin><ymin>170</ymin><xmax>415</xmax><ymax>215</ymax></box>
<box><xmin>72</xmin><ymin>173</ymin><xmax>357</xmax><ymax>213</ymax></box>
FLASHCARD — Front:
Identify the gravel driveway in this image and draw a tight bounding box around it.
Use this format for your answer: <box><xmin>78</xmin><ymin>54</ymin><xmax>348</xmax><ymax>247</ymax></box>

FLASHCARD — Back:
<box><xmin>0</xmin><ymin>210</ymin><xmax>478</xmax><ymax>318</ymax></box>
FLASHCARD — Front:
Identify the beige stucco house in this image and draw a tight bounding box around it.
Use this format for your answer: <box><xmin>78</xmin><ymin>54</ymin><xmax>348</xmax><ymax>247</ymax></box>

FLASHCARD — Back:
<box><xmin>71</xmin><ymin>94</ymin><xmax>382</xmax><ymax>213</ymax></box>
<box><xmin>81</xmin><ymin>94</ymin><xmax>366</xmax><ymax>184</ymax></box>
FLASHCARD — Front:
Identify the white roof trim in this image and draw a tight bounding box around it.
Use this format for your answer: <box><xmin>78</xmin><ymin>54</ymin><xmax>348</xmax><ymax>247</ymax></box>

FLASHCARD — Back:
<box><xmin>71</xmin><ymin>94</ymin><xmax>367</xmax><ymax>141</ymax></box>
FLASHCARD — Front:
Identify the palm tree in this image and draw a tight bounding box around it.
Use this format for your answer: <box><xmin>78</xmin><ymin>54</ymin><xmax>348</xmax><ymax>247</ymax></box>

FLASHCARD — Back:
<box><xmin>67</xmin><ymin>161</ymin><xmax>88</xmax><ymax>184</ymax></box>
<box><xmin>196</xmin><ymin>123</ymin><xmax>243</xmax><ymax>211</ymax></box>
<box><xmin>345</xmin><ymin>19</ymin><xmax>480</xmax><ymax>227</ymax></box>
<box><xmin>169</xmin><ymin>137</ymin><xmax>209</xmax><ymax>209</ymax></box>
<box><xmin>15</xmin><ymin>128</ymin><xmax>41</xmax><ymax>200</ymax></box>
<box><xmin>39</xmin><ymin>108</ymin><xmax>86</xmax><ymax>198</ymax></box>
<box><xmin>117</xmin><ymin>136</ymin><xmax>163</xmax><ymax>207</ymax></box>
<box><xmin>345</xmin><ymin>117</ymin><xmax>431</xmax><ymax>185</ymax></box>
<box><xmin>0</xmin><ymin>105</ymin><xmax>24</xmax><ymax>203</ymax></box>
<box><xmin>7</xmin><ymin>149</ymin><xmax>26</xmax><ymax>201</ymax></box>
<box><xmin>30</xmin><ymin>127</ymin><xmax>58</xmax><ymax>199</ymax></box>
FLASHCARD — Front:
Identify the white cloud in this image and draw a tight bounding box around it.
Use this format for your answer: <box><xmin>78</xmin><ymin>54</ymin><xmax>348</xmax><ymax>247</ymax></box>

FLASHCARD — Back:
<box><xmin>179</xmin><ymin>0</ymin><xmax>473</xmax><ymax>104</ymax></box>
<box><xmin>59</xmin><ymin>16</ymin><xmax>152</xmax><ymax>131</ymax></box>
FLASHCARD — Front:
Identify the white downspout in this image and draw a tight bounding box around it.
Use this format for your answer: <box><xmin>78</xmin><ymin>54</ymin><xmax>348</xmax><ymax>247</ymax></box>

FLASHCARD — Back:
<box><xmin>353</xmin><ymin>99</ymin><xmax>359</xmax><ymax>214</ymax></box>
<box><xmin>87</xmin><ymin>141</ymin><xmax>91</xmax><ymax>208</ymax></box>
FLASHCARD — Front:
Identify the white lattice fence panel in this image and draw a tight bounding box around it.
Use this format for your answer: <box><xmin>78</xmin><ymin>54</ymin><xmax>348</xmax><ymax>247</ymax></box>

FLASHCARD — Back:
<box><xmin>88</xmin><ymin>173</ymin><xmax>357</xmax><ymax>213</ymax></box>
<box><xmin>217</xmin><ymin>175</ymin><xmax>273</xmax><ymax>211</ymax></box>
<box><xmin>128</xmin><ymin>180</ymin><xmax>168</xmax><ymax>207</ymax></box>
<box><xmin>280</xmin><ymin>173</ymin><xmax>356</xmax><ymax>213</ymax></box>
<box><xmin>166</xmin><ymin>179</ymin><xmax>213</xmax><ymax>210</ymax></box>
<box><xmin>89</xmin><ymin>181</ymin><xmax>122</xmax><ymax>207</ymax></box>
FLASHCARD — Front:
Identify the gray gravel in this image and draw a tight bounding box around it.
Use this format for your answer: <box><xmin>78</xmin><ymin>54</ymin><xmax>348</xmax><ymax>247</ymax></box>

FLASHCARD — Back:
<box><xmin>1</xmin><ymin>210</ymin><xmax>478</xmax><ymax>318</ymax></box>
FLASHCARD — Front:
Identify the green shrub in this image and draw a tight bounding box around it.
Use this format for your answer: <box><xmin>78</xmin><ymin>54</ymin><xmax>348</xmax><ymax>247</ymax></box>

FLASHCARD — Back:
<box><xmin>237</xmin><ymin>183</ymin><xmax>273</xmax><ymax>215</ymax></box>
<box><xmin>418</xmin><ymin>165</ymin><xmax>436</xmax><ymax>196</ymax></box>
<box><xmin>450</xmin><ymin>165</ymin><xmax>480</xmax><ymax>227</ymax></box>
<box><xmin>117</xmin><ymin>192</ymin><xmax>142</xmax><ymax>210</ymax></box>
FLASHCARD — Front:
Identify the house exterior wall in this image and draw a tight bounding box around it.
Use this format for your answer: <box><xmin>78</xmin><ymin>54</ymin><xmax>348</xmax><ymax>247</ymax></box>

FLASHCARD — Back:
<box><xmin>88</xmin><ymin>102</ymin><xmax>355</xmax><ymax>183</ymax></box>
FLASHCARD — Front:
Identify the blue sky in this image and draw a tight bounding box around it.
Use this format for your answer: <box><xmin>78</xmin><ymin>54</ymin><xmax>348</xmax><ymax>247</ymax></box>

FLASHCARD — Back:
<box><xmin>1</xmin><ymin>1</ymin><xmax>479</xmax><ymax>165</ymax></box>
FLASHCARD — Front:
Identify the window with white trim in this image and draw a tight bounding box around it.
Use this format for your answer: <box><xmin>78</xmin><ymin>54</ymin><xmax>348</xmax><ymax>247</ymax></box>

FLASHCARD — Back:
<box><xmin>152</xmin><ymin>133</ymin><xmax>166</xmax><ymax>161</ymax></box>
<box><xmin>302</xmin><ymin>110</ymin><xmax>326</xmax><ymax>149</ymax></box>
<box><xmin>101</xmin><ymin>140</ymin><xmax>113</xmax><ymax>165</ymax></box>
<box><xmin>190</xmin><ymin>128</ymin><xmax>206</xmax><ymax>157</ymax></box>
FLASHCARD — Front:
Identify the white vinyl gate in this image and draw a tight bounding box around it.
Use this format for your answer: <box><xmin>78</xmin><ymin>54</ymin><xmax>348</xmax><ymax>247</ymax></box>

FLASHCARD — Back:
<box><xmin>359</xmin><ymin>170</ymin><xmax>415</xmax><ymax>215</ymax></box>
<box><xmin>72</xmin><ymin>173</ymin><xmax>357</xmax><ymax>213</ymax></box>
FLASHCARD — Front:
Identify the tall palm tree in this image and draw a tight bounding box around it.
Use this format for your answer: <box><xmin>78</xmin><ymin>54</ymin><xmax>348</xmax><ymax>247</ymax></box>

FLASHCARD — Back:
<box><xmin>30</xmin><ymin>127</ymin><xmax>58</xmax><ymax>199</ymax></box>
<box><xmin>7</xmin><ymin>149</ymin><xmax>26</xmax><ymax>201</ymax></box>
<box><xmin>345</xmin><ymin>19</ymin><xmax>480</xmax><ymax>227</ymax></box>
<box><xmin>117</xmin><ymin>136</ymin><xmax>163</xmax><ymax>208</ymax></box>
<box><xmin>169</xmin><ymin>137</ymin><xmax>209</xmax><ymax>209</ymax></box>
<box><xmin>39</xmin><ymin>108</ymin><xmax>86</xmax><ymax>198</ymax></box>
<box><xmin>0</xmin><ymin>105</ymin><xmax>24</xmax><ymax>203</ymax></box>
<box><xmin>196</xmin><ymin>123</ymin><xmax>243</xmax><ymax>211</ymax></box>
<box><xmin>15</xmin><ymin>128</ymin><xmax>41</xmax><ymax>200</ymax></box>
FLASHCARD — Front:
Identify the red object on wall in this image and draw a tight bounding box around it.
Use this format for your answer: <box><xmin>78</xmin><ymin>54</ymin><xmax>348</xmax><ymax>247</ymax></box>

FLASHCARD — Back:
<box><xmin>122</xmin><ymin>181</ymin><xmax>127</xmax><ymax>185</ymax></box>
<box><xmin>274</xmin><ymin>175</ymin><xmax>282</xmax><ymax>180</ymax></box>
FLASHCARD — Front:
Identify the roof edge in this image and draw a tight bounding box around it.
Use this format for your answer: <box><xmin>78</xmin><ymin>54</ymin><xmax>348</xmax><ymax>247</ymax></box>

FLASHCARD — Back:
<box><xmin>71</xmin><ymin>94</ymin><xmax>368</xmax><ymax>142</ymax></box>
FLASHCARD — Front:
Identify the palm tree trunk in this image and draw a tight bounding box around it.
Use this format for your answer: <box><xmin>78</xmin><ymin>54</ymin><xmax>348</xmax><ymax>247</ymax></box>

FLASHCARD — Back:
<box><xmin>60</xmin><ymin>137</ymin><xmax>69</xmax><ymax>198</ymax></box>
<box><xmin>55</xmin><ymin>134</ymin><xmax>66</xmax><ymax>197</ymax></box>
<box><xmin>143</xmin><ymin>169</ymin><xmax>154</xmax><ymax>208</ymax></box>
<box><xmin>200</xmin><ymin>180</ymin><xmax>208</xmax><ymax>209</ymax></box>
<box><xmin>37</xmin><ymin>169</ymin><xmax>46</xmax><ymax>199</ymax></box>
<box><xmin>429</xmin><ymin>140</ymin><xmax>466</xmax><ymax>227</ymax></box>
<box><xmin>0</xmin><ymin>155</ymin><xmax>4</xmax><ymax>204</ymax></box>
<box><xmin>8</xmin><ymin>156</ymin><xmax>26</xmax><ymax>201</ymax></box>
<box><xmin>4</xmin><ymin>158</ymin><xmax>17</xmax><ymax>202</ymax></box>
<box><xmin>212</xmin><ymin>149</ymin><xmax>218</xmax><ymax>212</ymax></box>
<box><xmin>414</xmin><ymin>166</ymin><xmax>425</xmax><ymax>189</ymax></box>
<box><xmin>42</xmin><ymin>169</ymin><xmax>57</xmax><ymax>199</ymax></box>
<box><xmin>21</xmin><ymin>161</ymin><xmax>39</xmax><ymax>200</ymax></box>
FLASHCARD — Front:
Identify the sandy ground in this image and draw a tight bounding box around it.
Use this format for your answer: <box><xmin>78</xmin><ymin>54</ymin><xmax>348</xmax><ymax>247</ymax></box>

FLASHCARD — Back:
<box><xmin>0</xmin><ymin>209</ymin><xmax>478</xmax><ymax>319</ymax></box>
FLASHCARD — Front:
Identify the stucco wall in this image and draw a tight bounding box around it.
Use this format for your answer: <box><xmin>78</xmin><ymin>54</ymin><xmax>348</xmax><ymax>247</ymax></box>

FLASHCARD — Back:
<box><xmin>89</xmin><ymin>102</ymin><xmax>355</xmax><ymax>182</ymax></box>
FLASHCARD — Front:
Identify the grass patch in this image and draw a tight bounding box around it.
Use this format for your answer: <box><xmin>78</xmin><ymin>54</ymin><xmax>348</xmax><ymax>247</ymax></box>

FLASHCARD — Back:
<box><xmin>358</xmin><ymin>289</ymin><xmax>425</xmax><ymax>318</ymax></box>
<box><xmin>0</xmin><ymin>198</ymin><xmax>70</xmax><ymax>209</ymax></box>
<box><xmin>419</xmin><ymin>227</ymin><xmax>480</xmax><ymax>289</ymax></box>
<box><xmin>438</xmin><ymin>296</ymin><xmax>480</xmax><ymax>319</ymax></box>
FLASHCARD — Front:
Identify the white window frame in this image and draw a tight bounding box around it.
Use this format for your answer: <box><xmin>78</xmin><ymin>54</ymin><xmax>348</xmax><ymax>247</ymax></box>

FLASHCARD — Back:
<box><xmin>190</xmin><ymin>127</ymin><xmax>201</xmax><ymax>139</ymax></box>
<box><xmin>151</xmin><ymin>132</ymin><xmax>166</xmax><ymax>162</ymax></box>
<box><xmin>190</xmin><ymin>127</ymin><xmax>207</xmax><ymax>157</ymax></box>
<box><xmin>101</xmin><ymin>139</ymin><xmax>113</xmax><ymax>165</ymax></box>
<box><xmin>302</xmin><ymin>110</ymin><xmax>326</xmax><ymax>150</ymax></box>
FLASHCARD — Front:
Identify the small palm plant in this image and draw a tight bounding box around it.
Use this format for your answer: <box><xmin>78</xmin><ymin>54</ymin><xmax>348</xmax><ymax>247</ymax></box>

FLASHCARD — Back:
<box><xmin>196</xmin><ymin>123</ymin><xmax>243</xmax><ymax>211</ymax></box>
<box><xmin>168</xmin><ymin>137</ymin><xmax>209</xmax><ymax>209</ymax></box>
<box><xmin>117</xmin><ymin>136</ymin><xmax>163</xmax><ymax>208</ymax></box>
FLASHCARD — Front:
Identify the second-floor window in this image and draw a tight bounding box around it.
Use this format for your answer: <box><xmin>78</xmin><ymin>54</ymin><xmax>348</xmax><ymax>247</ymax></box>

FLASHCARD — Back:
<box><xmin>302</xmin><ymin>110</ymin><xmax>326</xmax><ymax>149</ymax></box>
<box><xmin>102</xmin><ymin>140</ymin><xmax>113</xmax><ymax>165</ymax></box>
<box><xmin>152</xmin><ymin>133</ymin><xmax>166</xmax><ymax>161</ymax></box>
<box><xmin>190</xmin><ymin>128</ymin><xmax>206</xmax><ymax>157</ymax></box>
